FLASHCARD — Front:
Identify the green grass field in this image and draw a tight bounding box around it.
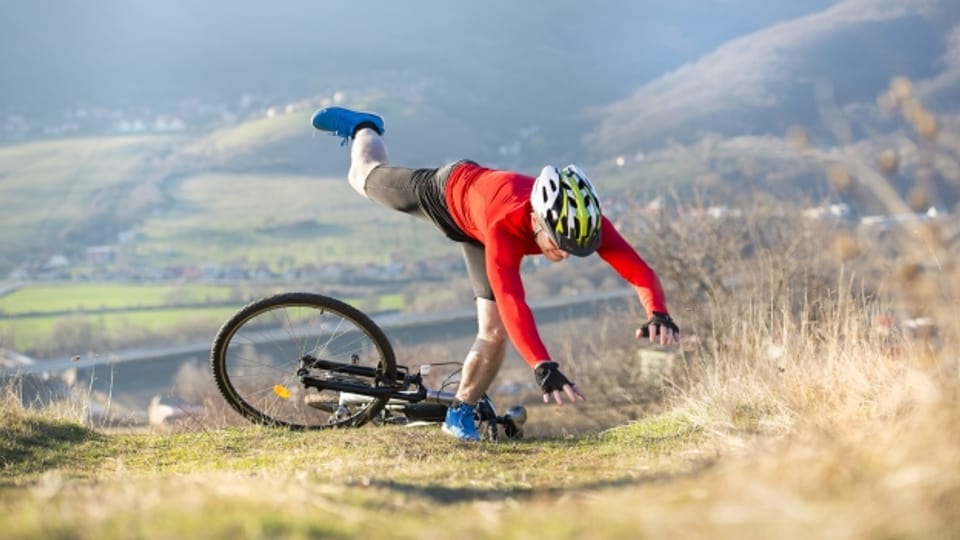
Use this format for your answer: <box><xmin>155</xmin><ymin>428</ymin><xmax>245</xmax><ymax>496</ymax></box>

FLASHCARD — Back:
<box><xmin>0</xmin><ymin>283</ymin><xmax>404</xmax><ymax>316</ymax></box>
<box><xmin>1</xmin><ymin>307</ymin><xmax>235</xmax><ymax>356</ymax></box>
<box><xmin>0</xmin><ymin>283</ymin><xmax>246</xmax><ymax>314</ymax></box>
<box><xmin>0</xmin><ymin>284</ymin><xmax>405</xmax><ymax>356</ymax></box>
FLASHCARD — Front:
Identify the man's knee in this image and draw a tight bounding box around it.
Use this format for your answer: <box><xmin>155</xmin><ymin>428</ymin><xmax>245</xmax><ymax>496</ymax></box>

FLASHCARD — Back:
<box><xmin>469</xmin><ymin>337</ymin><xmax>506</xmax><ymax>363</ymax></box>
<box><xmin>347</xmin><ymin>167</ymin><xmax>368</xmax><ymax>197</ymax></box>
<box><xmin>475</xmin><ymin>298</ymin><xmax>506</xmax><ymax>344</ymax></box>
<box><xmin>476</xmin><ymin>322</ymin><xmax>507</xmax><ymax>346</ymax></box>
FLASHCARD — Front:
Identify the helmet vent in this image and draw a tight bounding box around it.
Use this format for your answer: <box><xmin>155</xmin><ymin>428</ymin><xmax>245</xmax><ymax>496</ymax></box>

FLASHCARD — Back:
<box><xmin>532</xmin><ymin>163</ymin><xmax>603</xmax><ymax>255</ymax></box>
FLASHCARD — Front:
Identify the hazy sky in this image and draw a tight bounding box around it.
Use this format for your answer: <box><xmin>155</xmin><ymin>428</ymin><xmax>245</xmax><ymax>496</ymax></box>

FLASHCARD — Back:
<box><xmin>0</xmin><ymin>1</ymin><xmax>837</xmax><ymax>116</ymax></box>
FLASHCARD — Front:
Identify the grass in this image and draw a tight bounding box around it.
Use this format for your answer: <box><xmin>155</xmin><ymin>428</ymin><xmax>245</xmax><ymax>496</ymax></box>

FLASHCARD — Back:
<box><xmin>1</xmin><ymin>272</ymin><xmax>958</xmax><ymax>539</ymax></box>
<box><xmin>0</xmin><ymin>283</ymin><xmax>247</xmax><ymax>314</ymax></box>
<box><xmin>0</xmin><ymin>283</ymin><xmax>405</xmax><ymax>316</ymax></box>
<box><xmin>193</xmin><ymin>112</ymin><xmax>306</xmax><ymax>153</ymax></box>
<box><xmin>1</xmin><ymin>307</ymin><xmax>235</xmax><ymax>356</ymax></box>
<box><xmin>2</xmin><ymin>325</ymin><xmax>958</xmax><ymax>540</ymax></box>
<box><xmin>0</xmin><ymin>406</ymin><xmax>711</xmax><ymax>539</ymax></box>
<box><xmin>0</xmin><ymin>285</ymin><xmax>406</xmax><ymax>356</ymax></box>
<box><xmin>3</xmin><ymin>250</ymin><xmax>959</xmax><ymax>540</ymax></box>
<box><xmin>0</xmin><ymin>281</ymin><xmax>252</xmax><ymax>356</ymax></box>
<box><xmin>135</xmin><ymin>171</ymin><xmax>458</xmax><ymax>269</ymax></box>
<box><xmin>0</xmin><ymin>408</ymin><xmax>701</xmax><ymax>488</ymax></box>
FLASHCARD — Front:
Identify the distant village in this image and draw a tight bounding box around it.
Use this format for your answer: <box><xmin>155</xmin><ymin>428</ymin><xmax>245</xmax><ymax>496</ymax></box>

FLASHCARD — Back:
<box><xmin>7</xmin><ymin>239</ymin><xmax>468</xmax><ymax>285</ymax></box>
<box><xmin>6</xmin><ymin>197</ymin><xmax>950</xmax><ymax>284</ymax></box>
<box><xmin>3</xmin><ymin>89</ymin><xmax>333</xmax><ymax>143</ymax></box>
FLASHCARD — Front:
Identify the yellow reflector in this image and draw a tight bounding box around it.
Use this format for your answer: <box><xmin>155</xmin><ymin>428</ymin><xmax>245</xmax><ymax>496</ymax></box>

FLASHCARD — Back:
<box><xmin>273</xmin><ymin>385</ymin><xmax>291</xmax><ymax>399</ymax></box>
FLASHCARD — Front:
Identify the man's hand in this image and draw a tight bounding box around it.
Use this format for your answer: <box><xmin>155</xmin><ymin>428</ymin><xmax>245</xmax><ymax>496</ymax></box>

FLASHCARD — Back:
<box><xmin>637</xmin><ymin>312</ymin><xmax>680</xmax><ymax>345</ymax></box>
<box><xmin>534</xmin><ymin>361</ymin><xmax>586</xmax><ymax>405</ymax></box>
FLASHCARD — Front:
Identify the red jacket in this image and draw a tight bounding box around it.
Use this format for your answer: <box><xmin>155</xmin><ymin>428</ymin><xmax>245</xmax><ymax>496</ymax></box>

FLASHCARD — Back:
<box><xmin>445</xmin><ymin>162</ymin><xmax>668</xmax><ymax>366</ymax></box>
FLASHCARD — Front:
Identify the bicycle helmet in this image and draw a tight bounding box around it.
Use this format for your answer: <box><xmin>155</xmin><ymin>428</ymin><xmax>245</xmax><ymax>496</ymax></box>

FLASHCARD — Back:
<box><xmin>531</xmin><ymin>164</ymin><xmax>602</xmax><ymax>256</ymax></box>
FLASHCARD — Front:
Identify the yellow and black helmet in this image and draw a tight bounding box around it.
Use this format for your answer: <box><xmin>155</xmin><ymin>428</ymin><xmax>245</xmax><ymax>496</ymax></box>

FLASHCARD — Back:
<box><xmin>531</xmin><ymin>164</ymin><xmax>602</xmax><ymax>256</ymax></box>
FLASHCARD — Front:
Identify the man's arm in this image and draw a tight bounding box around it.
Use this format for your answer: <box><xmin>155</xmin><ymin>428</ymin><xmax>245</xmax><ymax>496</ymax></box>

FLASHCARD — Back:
<box><xmin>485</xmin><ymin>228</ymin><xmax>586</xmax><ymax>404</ymax></box>
<box><xmin>596</xmin><ymin>217</ymin><xmax>679</xmax><ymax>345</ymax></box>
<box><xmin>483</xmin><ymin>228</ymin><xmax>549</xmax><ymax>366</ymax></box>
<box><xmin>595</xmin><ymin>217</ymin><xmax>669</xmax><ymax>315</ymax></box>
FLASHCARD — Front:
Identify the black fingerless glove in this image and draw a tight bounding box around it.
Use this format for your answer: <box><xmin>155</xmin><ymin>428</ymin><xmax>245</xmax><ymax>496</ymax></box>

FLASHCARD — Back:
<box><xmin>534</xmin><ymin>361</ymin><xmax>574</xmax><ymax>393</ymax></box>
<box><xmin>639</xmin><ymin>312</ymin><xmax>680</xmax><ymax>337</ymax></box>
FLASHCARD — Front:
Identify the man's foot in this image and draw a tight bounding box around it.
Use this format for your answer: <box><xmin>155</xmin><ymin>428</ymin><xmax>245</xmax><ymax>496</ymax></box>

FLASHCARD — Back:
<box><xmin>442</xmin><ymin>402</ymin><xmax>480</xmax><ymax>441</ymax></box>
<box><xmin>311</xmin><ymin>107</ymin><xmax>384</xmax><ymax>142</ymax></box>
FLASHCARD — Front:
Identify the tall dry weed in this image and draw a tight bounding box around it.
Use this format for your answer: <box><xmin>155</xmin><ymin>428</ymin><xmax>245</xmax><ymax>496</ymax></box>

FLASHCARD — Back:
<box><xmin>558</xmin><ymin>75</ymin><xmax>960</xmax><ymax>532</ymax></box>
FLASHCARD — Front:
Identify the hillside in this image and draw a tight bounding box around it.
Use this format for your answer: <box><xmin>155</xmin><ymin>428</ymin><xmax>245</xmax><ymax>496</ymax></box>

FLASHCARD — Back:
<box><xmin>590</xmin><ymin>0</ymin><xmax>960</xmax><ymax>152</ymax></box>
<box><xmin>2</xmin><ymin>0</ymin><xmax>959</xmax><ymax>275</ymax></box>
<box><xmin>0</xmin><ymin>137</ymin><xmax>182</xmax><ymax>273</ymax></box>
<box><xmin>583</xmin><ymin>0</ymin><xmax>960</xmax><ymax>212</ymax></box>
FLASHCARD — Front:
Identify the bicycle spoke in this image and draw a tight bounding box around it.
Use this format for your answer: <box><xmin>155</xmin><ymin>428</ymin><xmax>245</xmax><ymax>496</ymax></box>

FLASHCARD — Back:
<box><xmin>211</xmin><ymin>293</ymin><xmax>396</xmax><ymax>429</ymax></box>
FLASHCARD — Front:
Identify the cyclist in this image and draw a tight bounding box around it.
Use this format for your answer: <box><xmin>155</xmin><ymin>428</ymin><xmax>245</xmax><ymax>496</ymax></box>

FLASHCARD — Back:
<box><xmin>311</xmin><ymin>107</ymin><xmax>680</xmax><ymax>441</ymax></box>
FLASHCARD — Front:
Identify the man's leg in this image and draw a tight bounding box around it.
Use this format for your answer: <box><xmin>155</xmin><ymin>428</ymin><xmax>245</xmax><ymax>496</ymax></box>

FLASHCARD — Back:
<box><xmin>311</xmin><ymin>107</ymin><xmax>387</xmax><ymax>197</ymax></box>
<box><xmin>454</xmin><ymin>242</ymin><xmax>506</xmax><ymax>405</ymax></box>
<box><xmin>442</xmin><ymin>298</ymin><xmax>506</xmax><ymax>441</ymax></box>
<box><xmin>442</xmin><ymin>244</ymin><xmax>505</xmax><ymax>441</ymax></box>
<box><xmin>455</xmin><ymin>298</ymin><xmax>508</xmax><ymax>405</ymax></box>
<box><xmin>348</xmin><ymin>128</ymin><xmax>388</xmax><ymax>197</ymax></box>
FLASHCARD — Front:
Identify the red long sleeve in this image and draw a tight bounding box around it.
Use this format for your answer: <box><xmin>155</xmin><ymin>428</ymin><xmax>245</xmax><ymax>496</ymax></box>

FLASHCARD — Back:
<box><xmin>596</xmin><ymin>218</ymin><xmax>669</xmax><ymax>316</ymax></box>
<box><xmin>484</xmin><ymin>227</ymin><xmax>551</xmax><ymax>365</ymax></box>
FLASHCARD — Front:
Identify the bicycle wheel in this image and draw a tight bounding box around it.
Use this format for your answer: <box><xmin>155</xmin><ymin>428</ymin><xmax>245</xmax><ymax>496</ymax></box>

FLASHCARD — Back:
<box><xmin>211</xmin><ymin>292</ymin><xmax>397</xmax><ymax>430</ymax></box>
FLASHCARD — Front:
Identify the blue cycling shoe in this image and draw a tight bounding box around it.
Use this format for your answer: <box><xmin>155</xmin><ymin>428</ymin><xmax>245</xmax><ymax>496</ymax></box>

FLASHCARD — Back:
<box><xmin>311</xmin><ymin>107</ymin><xmax>384</xmax><ymax>144</ymax></box>
<box><xmin>442</xmin><ymin>402</ymin><xmax>481</xmax><ymax>441</ymax></box>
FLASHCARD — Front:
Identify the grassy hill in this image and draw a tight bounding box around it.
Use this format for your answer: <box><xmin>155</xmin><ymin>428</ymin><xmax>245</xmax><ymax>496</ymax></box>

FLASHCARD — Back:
<box><xmin>137</xmin><ymin>171</ymin><xmax>457</xmax><ymax>269</ymax></box>
<box><xmin>2</xmin><ymin>296</ymin><xmax>957</xmax><ymax>539</ymax></box>
<box><xmin>0</xmin><ymin>104</ymin><xmax>469</xmax><ymax>277</ymax></box>
<box><xmin>0</xmin><ymin>136</ymin><xmax>182</xmax><ymax>271</ymax></box>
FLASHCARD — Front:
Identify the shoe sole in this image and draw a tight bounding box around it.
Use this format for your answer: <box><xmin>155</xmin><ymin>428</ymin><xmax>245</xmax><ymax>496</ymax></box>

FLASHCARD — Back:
<box><xmin>441</xmin><ymin>423</ymin><xmax>480</xmax><ymax>442</ymax></box>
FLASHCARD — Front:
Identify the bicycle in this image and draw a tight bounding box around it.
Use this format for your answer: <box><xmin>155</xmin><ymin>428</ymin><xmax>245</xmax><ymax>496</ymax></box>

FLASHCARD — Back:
<box><xmin>210</xmin><ymin>292</ymin><xmax>527</xmax><ymax>440</ymax></box>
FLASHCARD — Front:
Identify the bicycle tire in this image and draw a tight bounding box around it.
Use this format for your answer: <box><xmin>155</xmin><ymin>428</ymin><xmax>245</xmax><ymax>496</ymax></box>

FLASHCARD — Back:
<box><xmin>211</xmin><ymin>292</ymin><xmax>397</xmax><ymax>430</ymax></box>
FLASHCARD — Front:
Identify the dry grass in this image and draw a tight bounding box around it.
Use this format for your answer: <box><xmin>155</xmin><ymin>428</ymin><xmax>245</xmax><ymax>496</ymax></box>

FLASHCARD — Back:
<box><xmin>6</xmin><ymin>231</ymin><xmax>955</xmax><ymax>538</ymax></box>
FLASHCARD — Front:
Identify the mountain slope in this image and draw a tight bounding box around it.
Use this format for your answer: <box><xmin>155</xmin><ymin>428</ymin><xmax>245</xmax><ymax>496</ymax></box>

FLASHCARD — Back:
<box><xmin>589</xmin><ymin>0</ymin><xmax>960</xmax><ymax>155</ymax></box>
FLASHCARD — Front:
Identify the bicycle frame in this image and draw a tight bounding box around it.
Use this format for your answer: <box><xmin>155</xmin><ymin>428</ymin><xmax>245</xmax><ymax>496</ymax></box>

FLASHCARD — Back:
<box><xmin>299</xmin><ymin>354</ymin><xmax>526</xmax><ymax>436</ymax></box>
<box><xmin>298</xmin><ymin>354</ymin><xmax>423</xmax><ymax>400</ymax></box>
